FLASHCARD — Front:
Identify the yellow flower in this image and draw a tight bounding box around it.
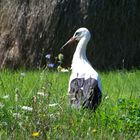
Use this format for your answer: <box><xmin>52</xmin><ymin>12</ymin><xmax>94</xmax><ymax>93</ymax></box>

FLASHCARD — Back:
<box><xmin>58</xmin><ymin>53</ymin><xmax>64</xmax><ymax>61</ymax></box>
<box><xmin>92</xmin><ymin>129</ymin><xmax>97</xmax><ymax>133</ymax></box>
<box><xmin>32</xmin><ymin>132</ymin><xmax>39</xmax><ymax>137</ymax></box>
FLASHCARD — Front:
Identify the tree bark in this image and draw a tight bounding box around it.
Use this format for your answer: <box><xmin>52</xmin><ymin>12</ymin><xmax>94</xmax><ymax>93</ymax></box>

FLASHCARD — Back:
<box><xmin>0</xmin><ymin>0</ymin><xmax>140</xmax><ymax>69</ymax></box>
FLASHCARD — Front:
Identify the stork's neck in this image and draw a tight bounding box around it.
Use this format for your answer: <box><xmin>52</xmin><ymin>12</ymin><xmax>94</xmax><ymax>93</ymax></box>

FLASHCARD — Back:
<box><xmin>72</xmin><ymin>37</ymin><xmax>89</xmax><ymax>64</ymax></box>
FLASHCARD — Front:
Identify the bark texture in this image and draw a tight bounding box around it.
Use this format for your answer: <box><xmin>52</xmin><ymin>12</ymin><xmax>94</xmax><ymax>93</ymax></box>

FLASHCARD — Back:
<box><xmin>0</xmin><ymin>0</ymin><xmax>140</xmax><ymax>69</ymax></box>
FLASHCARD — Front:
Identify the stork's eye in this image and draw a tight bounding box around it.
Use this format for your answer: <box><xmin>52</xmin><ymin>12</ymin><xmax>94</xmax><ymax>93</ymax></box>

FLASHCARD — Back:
<box><xmin>75</xmin><ymin>32</ymin><xmax>81</xmax><ymax>37</ymax></box>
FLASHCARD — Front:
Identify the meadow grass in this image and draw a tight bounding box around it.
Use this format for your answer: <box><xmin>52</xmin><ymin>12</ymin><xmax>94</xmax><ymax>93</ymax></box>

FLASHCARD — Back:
<box><xmin>0</xmin><ymin>69</ymin><xmax>139</xmax><ymax>140</ymax></box>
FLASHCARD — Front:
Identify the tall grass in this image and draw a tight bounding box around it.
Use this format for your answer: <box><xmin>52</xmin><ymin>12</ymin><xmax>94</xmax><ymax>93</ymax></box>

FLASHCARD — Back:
<box><xmin>0</xmin><ymin>69</ymin><xmax>139</xmax><ymax>139</ymax></box>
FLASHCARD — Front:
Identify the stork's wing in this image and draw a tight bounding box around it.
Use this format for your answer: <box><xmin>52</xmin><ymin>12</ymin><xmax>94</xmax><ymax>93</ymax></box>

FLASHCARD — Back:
<box><xmin>69</xmin><ymin>78</ymin><xmax>102</xmax><ymax>111</ymax></box>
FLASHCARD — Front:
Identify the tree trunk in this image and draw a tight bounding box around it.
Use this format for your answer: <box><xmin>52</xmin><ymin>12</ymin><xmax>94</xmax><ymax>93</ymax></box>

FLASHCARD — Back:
<box><xmin>0</xmin><ymin>0</ymin><xmax>140</xmax><ymax>69</ymax></box>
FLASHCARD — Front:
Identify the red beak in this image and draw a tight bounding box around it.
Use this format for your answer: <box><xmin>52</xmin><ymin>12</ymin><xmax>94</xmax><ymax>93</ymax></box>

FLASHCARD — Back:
<box><xmin>61</xmin><ymin>37</ymin><xmax>76</xmax><ymax>50</ymax></box>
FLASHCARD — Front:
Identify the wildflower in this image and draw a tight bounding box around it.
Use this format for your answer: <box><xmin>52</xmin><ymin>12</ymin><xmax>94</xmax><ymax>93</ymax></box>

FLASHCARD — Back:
<box><xmin>47</xmin><ymin>63</ymin><xmax>55</xmax><ymax>68</ymax></box>
<box><xmin>58</xmin><ymin>53</ymin><xmax>64</xmax><ymax>61</ymax></box>
<box><xmin>49</xmin><ymin>103</ymin><xmax>58</xmax><ymax>107</ymax></box>
<box><xmin>20</xmin><ymin>72</ymin><xmax>26</xmax><ymax>77</ymax></box>
<box><xmin>21</xmin><ymin>106</ymin><xmax>33</xmax><ymax>111</ymax></box>
<box><xmin>60</xmin><ymin>68</ymin><xmax>69</xmax><ymax>73</ymax></box>
<box><xmin>49</xmin><ymin>114</ymin><xmax>54</xmax><ymax>117</ymax></box>
<box><xmin>13</xmin><ymin>113</ymin><xmax>21</xmax><ymax>118</ymax></box>
<box><xmin>92</xmin><ymin>128</ymin><xmax>97</xmax><ymax>133</ymax></box>
<box><xmin>2</xmin><ymin>95</ymin><xmax>9</xmax><ymax>99</ymax></box>
<box><xmin>45</xmin><ymin>54</ymin><xmax>51</xmax><ymax>59</ymax></box>
<box><xmin>105</xmin><ymin>96</ymin><xmax>109</xmax><ymax>100</ymax></box>
<box><xmin>37</xmin><ymin>92</ymin><xmax>45</xmax><ymax>96</ymax></box>
<box><xmin>32</xmin><ymin>132</ymin><xmax>39</xmax><ymax>137</ymax></box>
<box><xmin>57</xmin><ymin>66</ymin><xmax>62</xmax><ymax>71</ymax></box>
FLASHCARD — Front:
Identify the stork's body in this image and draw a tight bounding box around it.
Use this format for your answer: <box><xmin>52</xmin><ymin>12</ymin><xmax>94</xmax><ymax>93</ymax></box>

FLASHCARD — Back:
<box><xmin>62</xmin><ymin>28</ymin><xmax>102</xmax><ymax>110</ymax></box>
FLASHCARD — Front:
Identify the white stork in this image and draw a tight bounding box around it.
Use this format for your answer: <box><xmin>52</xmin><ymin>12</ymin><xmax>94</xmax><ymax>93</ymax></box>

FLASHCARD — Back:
<box><xmin>61</xmin><ymin>27</ymin><xmax>102</xmax><ymax>110</ymax></box>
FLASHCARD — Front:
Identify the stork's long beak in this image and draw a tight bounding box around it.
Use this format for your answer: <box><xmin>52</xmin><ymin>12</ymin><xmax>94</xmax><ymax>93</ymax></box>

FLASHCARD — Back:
<box><xmin>60</xmin><ymin>37</ymin><xmax>76</xmax><ymax>50</ymax></box>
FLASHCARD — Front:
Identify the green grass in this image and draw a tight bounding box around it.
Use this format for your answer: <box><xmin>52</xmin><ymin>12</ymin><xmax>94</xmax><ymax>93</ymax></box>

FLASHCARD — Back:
<box><xmin>0</xmin><ymin>69</ymin><xmax>140</xmax><ymax>140</ymax></box>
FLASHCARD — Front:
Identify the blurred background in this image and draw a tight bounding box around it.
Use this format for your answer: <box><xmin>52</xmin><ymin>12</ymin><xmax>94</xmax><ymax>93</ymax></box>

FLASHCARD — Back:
<box><xmin>0</xmin><ymin>0</ymin><xmax>140</xmax><ymax>70</ymax></box>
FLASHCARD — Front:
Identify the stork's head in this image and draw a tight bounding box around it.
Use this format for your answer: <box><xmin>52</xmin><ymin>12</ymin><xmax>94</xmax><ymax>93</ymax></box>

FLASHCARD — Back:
<box><xmin>61</xmin><ymin>27</ymin><xmax>91</xmax><ymax>49</ymax></box>
<box><xmin>73</xmin><ymin>27</ymin><xmax>91</xmax><ymax>41</ymax></box>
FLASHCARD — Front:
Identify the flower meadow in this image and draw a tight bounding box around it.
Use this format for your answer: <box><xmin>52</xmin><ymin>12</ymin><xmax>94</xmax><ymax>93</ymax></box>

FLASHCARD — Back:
<box><xmin>0</xmin><ymin>69</ymin><xmax>139</xmax><ymax>139</ymax></box>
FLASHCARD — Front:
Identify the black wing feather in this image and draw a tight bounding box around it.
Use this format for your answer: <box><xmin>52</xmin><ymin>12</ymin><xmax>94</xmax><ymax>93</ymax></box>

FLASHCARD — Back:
<box><xmin>69</xmin><ymin>78</ymin><xmax>102</xmax><ymax>111</ymax></box>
